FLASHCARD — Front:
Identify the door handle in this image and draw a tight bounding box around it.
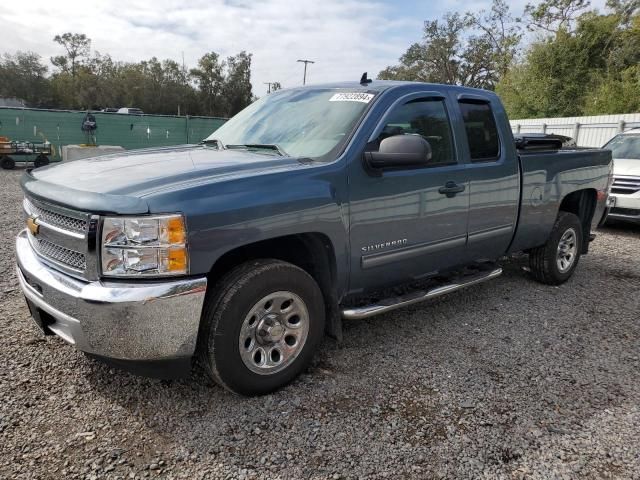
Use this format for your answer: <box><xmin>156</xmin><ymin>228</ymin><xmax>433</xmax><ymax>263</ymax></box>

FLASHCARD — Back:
<box><xmin>438</xmin><ymin>181</ymin><xmax>466</xmax><ymax>198</ymax></box>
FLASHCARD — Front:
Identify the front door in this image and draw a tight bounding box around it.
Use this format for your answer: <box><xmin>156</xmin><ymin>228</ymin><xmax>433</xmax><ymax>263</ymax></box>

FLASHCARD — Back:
<box><xmin>347</xmin><ymin>92</ymin><xmax>470</xmax><ymax>293</ymax></box>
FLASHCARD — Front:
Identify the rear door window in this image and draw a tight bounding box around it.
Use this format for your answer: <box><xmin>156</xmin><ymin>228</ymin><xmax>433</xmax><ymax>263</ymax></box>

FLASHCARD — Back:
<box><xmin>459</xmin><ymin>102</ymin><xmax>500</xmax><ymax>162</ymax></box>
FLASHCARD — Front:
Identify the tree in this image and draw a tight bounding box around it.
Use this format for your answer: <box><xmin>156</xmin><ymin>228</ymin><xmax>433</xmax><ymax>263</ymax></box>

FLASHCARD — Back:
<box><xmin>585</xmin><ymin>64</ymin><xmax>640</xmax><ymax>114</ymax></box>
<box><xmin>190</xmin><ymin>52</ymin><xmax>224</xmax><ymax>116</ymax></box>
<box><xmin>378</xmin><ymin>0</ymin><xmax>521</xmax><ymax>90</ymax></box>
<box><xmin>51</xmin><ymin>33</ymin><xmax>91</xmax><ymax>76</ymax></box>
<box><xmin>0</xmin><ymin>31</ymin><xmax>255</xmax><ymax>114</ymax></box>
<box><xmin>271</xmin><ymin>82</ymin><xmax>282</xmax><ymax>92</ymax></box>
<box><xmin>605</xmin><ymin>0</ymin><xmax>640</xmax><ymax>24</ymax></box>
<box><xmin>85</xmin><ymin>53</ymin><xmax>123</xmax><ymax>108</ymax></box>
<box><xmin>495</xmin><ymin>32</ymin><xmax>592</xmax><ymax>117</ymax></box>
<box><xmin>497</xmin><ymin>4</ymin><xmax>640</xmax><ymax>117</ymax></box>
<box><xmin>467</xmin><ymin>0</ymin><xmax>523</xmax><ymax>79</ymax></box>
<box><xmin>221</xmin><ymin>51</ymin><xmax>253</xmax><ymax>117</ymax></box>
<box><xmin>524</xmin><ymin>0</ymin><xmax>591</xmax><ymax>33</ymax></box>
<box><xmin>378</xmin><ymin>13</ymin><xmax>468</xmax><ymax>84</ymax></box>
<box><xmin>584</xmin><ymin>11</ymin><xmax>640</xmax><ymax>113</ymax></box>
<box><xmin>0</xmin><ymin>52</ymin><xmax>50</xmax><ymax>107</ymax></box>
<box><xmin>159</xmin><ymin>59</ymin><xmax>192</xmax><ymax>115</ymax></box>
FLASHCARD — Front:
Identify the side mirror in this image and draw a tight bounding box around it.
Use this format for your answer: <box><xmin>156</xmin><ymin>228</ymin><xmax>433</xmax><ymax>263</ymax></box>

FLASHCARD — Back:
<box><xmin>364</xmin><ymin>134</ymin><xmax>432</xmax><ymax>170</ymax></box>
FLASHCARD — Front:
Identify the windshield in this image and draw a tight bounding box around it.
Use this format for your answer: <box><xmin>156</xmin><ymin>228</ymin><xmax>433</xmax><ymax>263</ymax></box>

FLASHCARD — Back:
<box><xmin>603</xmin><ymin>134</ymin><xmax>640</xmax><ymax>160</ymax></box>
<box><xmin>205</xmin><ymin>88</ymin><xmax>376</xmax><ymax>160</ymax></box>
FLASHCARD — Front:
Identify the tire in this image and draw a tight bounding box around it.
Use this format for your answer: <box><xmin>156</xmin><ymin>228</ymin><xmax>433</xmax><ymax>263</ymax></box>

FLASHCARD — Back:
<box><xmin>34</xmin><ymin>155</ymin><xmax>49</xmax><ymax>168</ymax></box>
<box><xmin>529</xmin><ymin>211</ymin><xmax>583</xmax><ymax>285</ymax></box>
<box><xmin>1</xmin><ymin>156</ymin><xmax>15</xmax><ymax>170</ymax></box>
<box><xmin>198</xmin><ymin>259</ymin><xmax>325</xmax><ymax>396</ymax></box>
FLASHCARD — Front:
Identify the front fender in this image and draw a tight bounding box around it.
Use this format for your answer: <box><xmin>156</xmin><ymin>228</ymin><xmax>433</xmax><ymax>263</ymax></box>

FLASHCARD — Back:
<box><xmin>144</xmin><ymin>162</ymin><xmax>349</xmax><ymax>293</ymax></box>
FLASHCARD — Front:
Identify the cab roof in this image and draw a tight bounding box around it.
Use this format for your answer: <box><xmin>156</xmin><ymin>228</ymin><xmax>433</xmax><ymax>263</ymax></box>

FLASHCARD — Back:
<box><xmin>286</xmin><ymin>80</ymin><xmax>495</xmax><ymax>96</ymax></box>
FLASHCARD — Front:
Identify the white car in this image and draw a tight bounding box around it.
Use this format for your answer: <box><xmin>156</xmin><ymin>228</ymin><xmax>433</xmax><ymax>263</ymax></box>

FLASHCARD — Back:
<box><xmin>117</xmin><ymin>107</ymin><xmax>144</xmax><ymax>115</ymax></box>
<box><xmin>604</xmin><ymin>128</ymin><xmax>640</xmax><ymax>223</ymax></box>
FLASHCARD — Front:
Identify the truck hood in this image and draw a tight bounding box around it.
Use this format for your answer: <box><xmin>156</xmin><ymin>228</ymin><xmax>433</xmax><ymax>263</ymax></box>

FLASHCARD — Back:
<box><xmin>613</xmin><ymin>158</ymin><xmax>640</xmax><ymax>177</ymax></box>
<box><xmin>22</xmin><ymin>145</ymin><xmax>308</xmax><ymax>214</ymax></box>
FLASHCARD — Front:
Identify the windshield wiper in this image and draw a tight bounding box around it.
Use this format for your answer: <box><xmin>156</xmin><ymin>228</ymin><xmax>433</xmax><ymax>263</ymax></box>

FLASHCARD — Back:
<box><xmin>202</xmin><ymin>138</ymin><xmax>225</xmax><ymax>149</ymax></box>
<box><xmin>226</xmin><ymin>143</ymin><xmax>288</xmax><ymax>156</ymax></box>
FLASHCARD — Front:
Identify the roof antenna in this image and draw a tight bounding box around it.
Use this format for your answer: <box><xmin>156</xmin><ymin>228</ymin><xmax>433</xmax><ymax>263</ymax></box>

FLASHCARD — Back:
<box><xmin>360</xmin><ymin>72</ymin><xmax>372</xmax><ymax>85</ymax></box>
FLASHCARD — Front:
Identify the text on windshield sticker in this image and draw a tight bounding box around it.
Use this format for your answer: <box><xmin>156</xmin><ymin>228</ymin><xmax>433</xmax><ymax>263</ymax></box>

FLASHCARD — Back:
<box><xmin>329</xmin><ymin>93</ymin><xmax>375</xmax><ymax>103</ymax></box>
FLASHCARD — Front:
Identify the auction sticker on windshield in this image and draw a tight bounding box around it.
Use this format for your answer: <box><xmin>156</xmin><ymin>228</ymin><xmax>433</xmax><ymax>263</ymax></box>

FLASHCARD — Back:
<box><xmin>329</xmin><ymin>93</ymin><xmax>375</xmax><ymax>103</ymax></box>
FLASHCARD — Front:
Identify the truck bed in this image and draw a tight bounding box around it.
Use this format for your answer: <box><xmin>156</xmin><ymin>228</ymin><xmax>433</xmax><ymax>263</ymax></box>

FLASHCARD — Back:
<box><xmin>509</xmin><ymin>148</ymin><xmax>612</xmax><ymax>253</ymax></box>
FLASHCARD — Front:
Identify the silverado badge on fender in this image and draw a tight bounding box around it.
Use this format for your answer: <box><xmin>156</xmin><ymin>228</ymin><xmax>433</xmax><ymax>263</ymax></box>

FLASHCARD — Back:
<box><xmin>361</xmin><ymin>238</ymin><xmax>408</xmax><ymax>253</ymax></box>
<box><xmin>27</xmin><ymin>216</ymin><xmax>39</xmax><ymax>236</ymax></box>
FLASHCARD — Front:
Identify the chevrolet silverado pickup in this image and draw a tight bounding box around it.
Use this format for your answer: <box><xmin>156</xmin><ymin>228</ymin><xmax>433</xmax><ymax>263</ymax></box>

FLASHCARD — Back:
<box><xmin>16</xmin><ymin>80</ymin><xmax>612</xmax><ymax>395</ymax></box>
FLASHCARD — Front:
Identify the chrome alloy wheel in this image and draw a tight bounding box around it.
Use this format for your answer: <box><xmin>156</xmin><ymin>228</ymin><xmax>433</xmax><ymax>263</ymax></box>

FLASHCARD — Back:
<box><xmin>239</xmin><ymin>291</ymin><xmax>310</xmax><ymax>375</ymax></box>
<box><xmin>556</xmin><ymin>227</ymin><xmax>577</xmax><ymax>273</ymax></box>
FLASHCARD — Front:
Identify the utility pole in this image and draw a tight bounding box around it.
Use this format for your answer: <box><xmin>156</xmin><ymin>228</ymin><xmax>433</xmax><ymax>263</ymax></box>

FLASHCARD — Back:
<box><xmin>297</xmin><ymin>59</ymin><xmax>315</xmax><ymax>85</ymax></box>
<box><xmin>264</xmin><ymin>82</ymin><xmax>273</xmax><ymax>94</ymax></box>
<box><xmin>180</xmin><ymin>51</ymin><xmax>186</xmax><ymax>116</ymax></box>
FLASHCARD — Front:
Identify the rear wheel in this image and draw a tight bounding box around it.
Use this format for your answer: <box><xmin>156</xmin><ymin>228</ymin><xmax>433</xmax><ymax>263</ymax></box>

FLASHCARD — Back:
<box><xmin>529</xmin><ymin>211</ymin><xmax>583</xmax><ymax>285</ymax></box>
<box><xmin>34</xmin><ymin>155</ymin><xmax>49</xmax><ymax>168</ymax></box>
<box><xmin>1</xmin><ymin>156</ymin><xmax>15</xmax><ymax>170</ymax></box>
<box><xmin>198</xmin><ymin>259</ymin><xmax>325</xmax><ymax>396</ymax></box>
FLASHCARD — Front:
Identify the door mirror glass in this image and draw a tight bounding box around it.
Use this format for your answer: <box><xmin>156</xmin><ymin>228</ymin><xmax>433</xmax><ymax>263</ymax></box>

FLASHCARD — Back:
<box><xmin>365</xmin><ymin>134</ymin><xmax>432</xmax><ymax>169</ymax></box>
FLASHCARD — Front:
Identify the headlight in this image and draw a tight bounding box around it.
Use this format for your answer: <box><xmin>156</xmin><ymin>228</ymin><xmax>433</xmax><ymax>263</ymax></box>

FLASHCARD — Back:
<box><xmin>101</xmin><ymin>214</ymin><xmax>188</xmax><ymax>277</ymax></box>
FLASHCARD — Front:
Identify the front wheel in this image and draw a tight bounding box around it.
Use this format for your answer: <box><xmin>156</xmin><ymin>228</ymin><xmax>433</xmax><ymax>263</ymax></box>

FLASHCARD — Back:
<box><xmin>198</xmin><ymin>259</ymin><xmax>325</xmax><ymax>396</ymax></box>
<box><xmin>529</xmin><ymin>211</ymin><xmax>583</xmax><ymax>285</ymax></box>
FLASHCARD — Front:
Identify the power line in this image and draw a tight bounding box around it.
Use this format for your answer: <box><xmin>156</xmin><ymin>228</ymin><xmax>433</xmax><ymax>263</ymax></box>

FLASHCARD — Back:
<box><xmin>296</xmin><ymin>59</ymin><xmax>315</xmax><ymax>85</ymax></box>
<box><xmin>264</xmin><ymin>82</ymin><xmax>274</xmax><ymax>94</ymax></box>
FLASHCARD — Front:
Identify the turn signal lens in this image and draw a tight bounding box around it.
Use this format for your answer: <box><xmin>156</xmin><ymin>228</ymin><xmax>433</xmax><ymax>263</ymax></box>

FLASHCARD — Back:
<box><xmin>161</xmin><ymin>216</ymin><xmax>186</xmax><ymax>245</ymax></box>
<box><xmin>161</xmin><ymin>247</ymin><xmax>188</xmax><ymax>273</ymax></box>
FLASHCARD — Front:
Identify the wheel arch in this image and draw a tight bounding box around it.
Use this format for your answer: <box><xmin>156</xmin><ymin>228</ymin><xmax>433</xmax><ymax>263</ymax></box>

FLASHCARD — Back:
<box><xmin>558</xmin><ymin>188</ymin><xmax>597</xmax><ymax>254</ymax></box>
<box><xmin>204</xmin><ymin>232</ymin><xmax>342</xmax><ymax>341</ymax></box>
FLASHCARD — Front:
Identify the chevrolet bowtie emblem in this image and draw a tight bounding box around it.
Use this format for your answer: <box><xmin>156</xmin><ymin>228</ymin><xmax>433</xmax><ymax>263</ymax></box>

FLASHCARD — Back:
<box><xmin>27</xmin><ymin>216</ymin><xmax>39</xmax><ymax>236</ymax></box>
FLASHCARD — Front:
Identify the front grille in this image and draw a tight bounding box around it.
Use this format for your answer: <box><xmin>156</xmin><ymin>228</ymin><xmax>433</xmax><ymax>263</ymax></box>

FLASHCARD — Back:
<box><xmin>611</xmin><ymin>176</ymin><xmax>640</xmax><ymax>195</ymax></box>
<box><xmin>24</xmin><ymin>198</ymin><xmax>88</xmax><ymax>233</ymax></box>
<box><xmin>23</xmin><ymin>196</ymin><xmax>93</xmax><ymax>278</ymax></box>
<box><xmin>31</xmin><ymin>236</ymin><xmax>87</xmax><ymax>271</ymax></box>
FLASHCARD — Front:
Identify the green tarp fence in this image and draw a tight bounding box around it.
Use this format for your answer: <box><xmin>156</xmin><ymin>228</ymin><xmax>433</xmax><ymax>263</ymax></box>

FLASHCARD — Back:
<box><xmin>0</xmin><ymin>107</ymin><xmax>227</xmax><ymax>161</ymax></box>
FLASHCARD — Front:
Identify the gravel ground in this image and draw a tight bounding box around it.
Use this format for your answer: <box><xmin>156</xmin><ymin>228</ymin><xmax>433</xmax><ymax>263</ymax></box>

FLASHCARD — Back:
<box><xmin>1</xmin><ymin>167</ymin><xmax>639</xmax><ymax>479</ymax></box>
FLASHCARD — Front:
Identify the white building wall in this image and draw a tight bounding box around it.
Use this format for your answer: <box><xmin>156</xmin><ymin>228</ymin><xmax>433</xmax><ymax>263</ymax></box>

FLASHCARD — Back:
<box><xmin>510</xmin><ymin>113</ymin><xmax>640</xmax><ymax>147</ymax></box>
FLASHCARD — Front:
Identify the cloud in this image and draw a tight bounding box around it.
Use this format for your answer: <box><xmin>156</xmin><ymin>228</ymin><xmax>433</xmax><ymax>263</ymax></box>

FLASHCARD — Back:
<box><xmin>1</xmin><ymin>0</ymin><xmax>409</xmax><ymax>92</ymax></box>
<box><xmin>0</xmin><ymin>0</ymin><xmax>609</xmax><ymax>97</ymax></box>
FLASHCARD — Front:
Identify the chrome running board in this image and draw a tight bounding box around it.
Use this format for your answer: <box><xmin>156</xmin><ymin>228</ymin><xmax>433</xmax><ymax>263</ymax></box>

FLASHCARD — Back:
<box><xmin>341</xmin><ymin>268</ymin><xmax>502</xmax><ymax>320</ymax></box>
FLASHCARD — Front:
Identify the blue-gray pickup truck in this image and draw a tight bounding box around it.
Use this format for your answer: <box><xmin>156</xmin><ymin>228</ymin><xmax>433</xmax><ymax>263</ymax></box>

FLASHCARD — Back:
<box><xmin>16</xmin><ymin>80</ymin><xmax>612</xmax><ymax>395</ymax></box>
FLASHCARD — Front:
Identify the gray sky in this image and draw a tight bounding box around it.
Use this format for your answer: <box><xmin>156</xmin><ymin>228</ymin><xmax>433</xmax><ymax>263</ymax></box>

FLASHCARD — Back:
<box><xmin>2</xmin><ymin>0</ymin><xmax>608</xmax><ymax>95</ymax></box>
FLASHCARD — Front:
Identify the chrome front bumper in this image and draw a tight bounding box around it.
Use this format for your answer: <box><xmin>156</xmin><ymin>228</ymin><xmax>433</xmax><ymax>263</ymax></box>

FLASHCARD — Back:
<box><xmin>15</xmin><ymin>229</ymin><xmax>207</xmax><ymax>362</ymax></box>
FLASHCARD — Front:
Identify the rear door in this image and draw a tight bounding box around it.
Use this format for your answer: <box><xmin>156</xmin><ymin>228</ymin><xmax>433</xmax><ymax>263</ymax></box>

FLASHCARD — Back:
<box><xmin>450</xmin><ymin>93</ymin><xmax>520</xmax><ymax>261</ymax></box>
<box><xmin>347</xmin><ymin>90</ymin><xmax>470</xmax><ymax>292</ymax></box>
